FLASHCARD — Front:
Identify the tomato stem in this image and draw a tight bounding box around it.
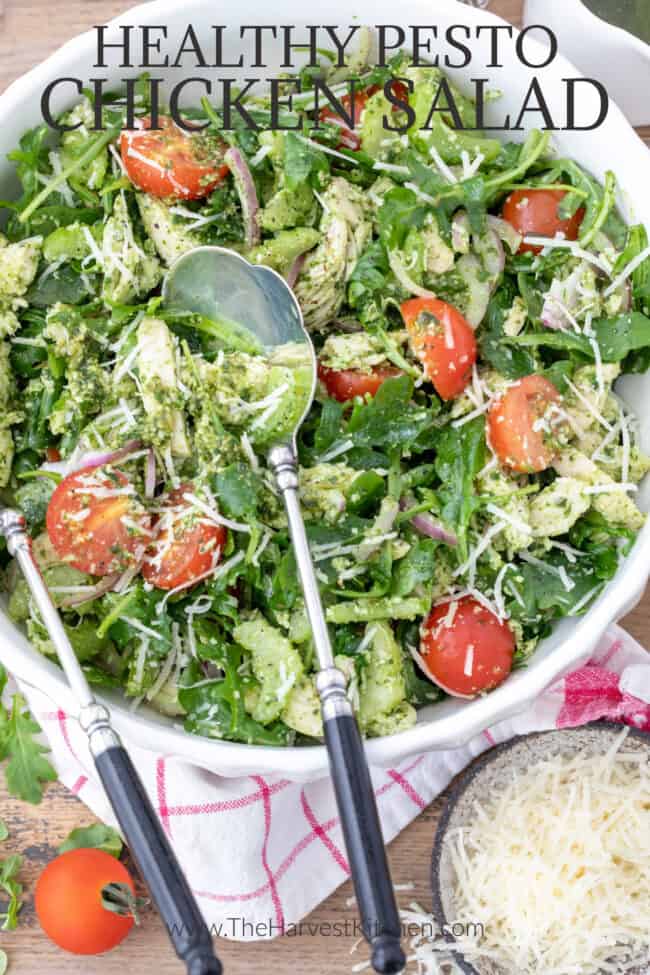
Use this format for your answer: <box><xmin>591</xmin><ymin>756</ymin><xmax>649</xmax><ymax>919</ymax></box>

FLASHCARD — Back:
<box><xmin>101</xmin><ymin>882</ymin><xmax>148</xmax><ymax>926</ymax></box>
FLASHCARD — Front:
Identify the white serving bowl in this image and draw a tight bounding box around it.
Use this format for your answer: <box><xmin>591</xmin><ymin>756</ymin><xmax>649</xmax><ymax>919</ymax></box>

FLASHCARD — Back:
<box><xmin>1</xmin><ymin>0</ymin><xmax>649</xmax><ymax>781</ymax></box>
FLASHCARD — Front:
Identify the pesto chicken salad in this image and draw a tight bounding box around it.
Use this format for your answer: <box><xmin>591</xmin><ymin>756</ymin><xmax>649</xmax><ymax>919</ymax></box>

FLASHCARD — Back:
<box><xmin>1</xmin><ymin>48</ymin><xmax>650</xmax><ymax>745</ymax></box>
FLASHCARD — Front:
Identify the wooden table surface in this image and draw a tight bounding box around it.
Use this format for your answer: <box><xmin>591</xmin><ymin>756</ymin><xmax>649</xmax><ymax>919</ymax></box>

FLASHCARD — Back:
<box><xmin>1</xmin><ymin>1</ymin><xmax>649</xmax><ymax>972</ymax></box>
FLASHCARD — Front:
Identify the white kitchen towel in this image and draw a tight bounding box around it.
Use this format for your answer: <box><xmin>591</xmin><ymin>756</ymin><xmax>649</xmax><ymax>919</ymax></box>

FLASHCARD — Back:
<box><xmin>4</xmin><ymin>623</ymin><xmax>650</xmax><ymax>941</ymax></box>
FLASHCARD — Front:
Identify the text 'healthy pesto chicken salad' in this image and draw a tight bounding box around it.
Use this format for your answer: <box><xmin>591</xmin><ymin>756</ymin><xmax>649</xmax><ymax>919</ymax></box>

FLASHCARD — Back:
<box><xmin>1</xmin><ymin>40</ymin><xmax>650</xmax><ymax>745</ymax></box>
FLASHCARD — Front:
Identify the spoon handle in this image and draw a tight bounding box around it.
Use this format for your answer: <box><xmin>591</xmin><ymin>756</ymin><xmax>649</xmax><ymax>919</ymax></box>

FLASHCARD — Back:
<box><xmin>269</xmin><ymin>446</ymin><xmax>405</xmax><ymax>975</ymax></box>
<box><xmin>0</xmin><ymin>509</ymin><xmax>222</xmax><ymax>975</ymax></box>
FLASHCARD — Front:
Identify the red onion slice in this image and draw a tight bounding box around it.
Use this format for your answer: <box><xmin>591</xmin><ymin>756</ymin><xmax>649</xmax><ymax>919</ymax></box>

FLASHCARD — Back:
<box><xmin>487</xmin><ymin>215</ymin><xmax>522</xmax><ymax>254</ymax></box>
<box><xmin>43</xmin><ymin>440</ymin><xmax>145</xmax><ymax>479</ymax></box>
<box><xmin>59</xmin><ymin>573</ymin><xmax>121</xmax><ymax>608</ymax></box>
<box><xmin>74</xmin><ymin>440</ymin><xmax>144</xmax><ymax>471</ymax></box>
<box><xmin>399</xmin><ymin>498</ymin><xmax>458</xmax><ymax>546</ymax></box>
<box><xmin>410</xmin><ymin>513</ymin><xmax>458</xmax><ymax>547</ymax></box>
<box><xmin>286</xmin><ymin>252</ymin><xmax>306</xmax><ymax>289</ymax></box>
<box><xmin>145</xmin><ymin>448</ymin><xmax>156</xmax><ymax>499</ymax></box>
<box><xmin>225</xmin><ymin>146</ymin><xmax>260</xmax><ymax>249</ymax></box>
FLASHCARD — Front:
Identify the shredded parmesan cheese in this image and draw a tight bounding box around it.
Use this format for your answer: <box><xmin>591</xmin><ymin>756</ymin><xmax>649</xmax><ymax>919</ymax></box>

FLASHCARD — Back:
<box><xmin>447</xmin><ymin>731</ymin><xmax>650</xmax><ymax>975</ymax></box>
<box><xmin>603</xmin><ymin>244</ymin><xmax>650</xmax><ymax>297</ymax></box>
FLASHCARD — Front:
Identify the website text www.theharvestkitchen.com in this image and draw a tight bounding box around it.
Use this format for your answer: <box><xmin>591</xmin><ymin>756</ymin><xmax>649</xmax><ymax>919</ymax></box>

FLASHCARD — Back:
<box><xmin>165</xmin><ymin>917</ymin><xmax>485</xmax><ymax>940</ymax></box>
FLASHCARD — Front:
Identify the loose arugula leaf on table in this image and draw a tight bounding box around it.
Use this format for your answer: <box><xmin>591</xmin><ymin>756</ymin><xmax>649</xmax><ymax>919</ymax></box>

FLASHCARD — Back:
<box><xmin>433</xmin><ymin>416</ymin><xmax>486</xmax><ymax>561</ymax></box>
<box><xmin>59</xmin><ymin>824</ymin><xmax>123</xmax><ymax>859</ymax></box>
<box><xmin>1</xmin><ymin>858</ymin><xmax>23</xmax><ymax>931</ymax></box>
<box><xmin>0</xmin><ymin>841</ymin><xmax>23</xmax><ymax>932</ymax></box>
<box><xmin>0</xmin><ymin>822</ymin><xmax>7</xmax><ymax>843</ymax></box>
<box><xmin>0</xmin><ymin>666</ymin><xmax>57</xmax><ymax>804</ymax></box>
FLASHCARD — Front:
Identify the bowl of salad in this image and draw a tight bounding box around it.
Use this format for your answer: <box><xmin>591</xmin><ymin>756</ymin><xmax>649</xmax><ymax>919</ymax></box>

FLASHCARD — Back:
<box><xmin>0</xmin><ymin>0</ymin><xmax>649</xmax><ymax>779</ymax></box>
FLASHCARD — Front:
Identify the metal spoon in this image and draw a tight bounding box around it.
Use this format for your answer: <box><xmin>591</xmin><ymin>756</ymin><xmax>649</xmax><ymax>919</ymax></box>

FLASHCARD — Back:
<box><xmin>164</xmin><ymin>246</ymin><xmax>406</xmax><ymax>975</ymax></box>
<box><xmin>0</xmin><ymin>508</ymin><xmax>222</xmax><ymax>975</ymax></box>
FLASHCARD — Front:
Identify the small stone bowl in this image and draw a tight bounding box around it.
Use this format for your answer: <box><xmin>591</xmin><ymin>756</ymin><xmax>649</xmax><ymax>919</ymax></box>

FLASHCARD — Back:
<box><xmin>430</xmin><ymin>722</ymin><xmax>650</xmax><ymax>975</ymax></box>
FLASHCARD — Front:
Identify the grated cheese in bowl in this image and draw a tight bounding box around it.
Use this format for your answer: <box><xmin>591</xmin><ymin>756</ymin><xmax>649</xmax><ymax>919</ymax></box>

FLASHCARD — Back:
<box><xmin>434</xmin><ymin>727</ymin><xmax>650</xmax><ymax>975</ymax></box>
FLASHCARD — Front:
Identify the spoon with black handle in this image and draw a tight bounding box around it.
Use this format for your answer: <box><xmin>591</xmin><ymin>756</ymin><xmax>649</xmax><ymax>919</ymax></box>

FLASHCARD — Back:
<box><xmin>164</xmin><ymin>246</ymin><xmax>406</xmax><ymax>975</ymax></box>
<box><xmin>0</xmin><ymin>507</ymin><xmax>222</xmax><ymax>975</ymax></box>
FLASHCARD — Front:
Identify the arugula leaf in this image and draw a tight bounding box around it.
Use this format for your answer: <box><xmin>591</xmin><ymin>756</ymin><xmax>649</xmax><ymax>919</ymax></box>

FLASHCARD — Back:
<box><xmin>213</xmin><ymin>463</ymin><xmax>262</xmax><ymax>520</ymax></box>
<box><xmin>0</xmin><ymin>852</ymin><xmax>23</xmax><ymax>931</ymax></box>
<box><xmin>25</xmin><ymin>262</ymin><xmax>93</xmax><ymax>307</ymax></box>
<box><xmin>377</xmin><ymin>188</ymin><xmax>429</xmax><ymax>250</ymax></box>
<box><xmin>511</xmin><ymin>329</ymin><xmax>590</xmax><ymax>356</ymax></box>
<box><xmin>346</xmin><ymin>471</ymin><xmax>386</xmax><ymax>515</ymax></box>
<box><xmin>347</xmin><ymin>239</ymin><xmax>398</xmax><ymax>325</ymax></box>
<box><xmin>0</xmin><ymin>823</ymin><xmax>7</xmax><ymax>843</ymax></box>
<box><xmin>283</xmin><ymin>132</ymin><xmax>328</xmax><ymax>191</ymax></box>
<box><xmin>179</xmin><ymin>655</ymin><xmax>293</xmax><ymax>746</ymax></box>
<box><xmin>569</xmin><ymin>509</ymin><xmax>636</xmax><ymax>553</ymax></box>
<box><xmin>0</xmin><ymin>687</ymin><xmax>57</xmax><ymax>804</ymax></box>
<box><xmin>345</xmin><ymin>375</ymin><xmax>437</xmax><ymax>452</ymax></box>
<box><xmin>434</xmin><ymin>417</ymin><xmax>486</xmax><ymax>559</ymax></box>
<box><xmin>512</xmin><ymin>312</ymin><xmax>650</xmax><ymax>364</ymax></box>
<box><xmin>507</xmin><ymin>549</ymin><xmax>614</xmax><ymax>628</ymax></box>
<box><xmin>58</xmin><ymin>824</ymin><xmax>123</xmax><ymax>859</ymax></box>
<box><xmin>391</xmin><ymin>537</ymin><xmax>439</xmax><ymax>598</ymax></box>
<box><xmin>479</xmin><ymin>285</ymin><xmax>536</xmax><ymax>379</ymax></box>
<box><xmin>594</xmin><ymin>312</ymin><xmax>650</xmax><ymax>362</ymax></box>
<box><xmin>313</xmin><ymin>398</ymin><xmax>345</xmax><ymax>457</ymax></box>
<box><xmin>541</xmin><ymin>359</ymin><xmax>574</xmax><ymax>393</ymax></box>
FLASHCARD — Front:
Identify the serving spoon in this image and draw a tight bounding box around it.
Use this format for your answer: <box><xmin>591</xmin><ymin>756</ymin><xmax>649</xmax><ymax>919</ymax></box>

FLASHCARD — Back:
<box><xmin>164</xmin><ymin>246</ymin><xmax>406</xmax><ymax>975</ymax></box>
<box><xmin>0</xmin><ymin>510</ymin><xmax>222</xmax><ymax>975</ymax></box>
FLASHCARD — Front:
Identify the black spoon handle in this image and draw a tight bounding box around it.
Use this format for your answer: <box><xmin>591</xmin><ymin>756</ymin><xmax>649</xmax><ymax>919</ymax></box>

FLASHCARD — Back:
<box><xmin>94</xmin><ymin>744</ymin><xmax>221</xmax><ymax>975</ymax></box>
<box><xmin>269</xmin><ymin>449</ymin><xmax>405</xmax><ymax>975</ymax></box>
<box><xmin>321</xmin><ymin>699</ymin><xmax>405</xmax><ymax>975</ymax></box>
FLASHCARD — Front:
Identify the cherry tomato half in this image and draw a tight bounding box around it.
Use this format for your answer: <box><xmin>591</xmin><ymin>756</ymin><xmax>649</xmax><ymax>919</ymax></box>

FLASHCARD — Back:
<box><xmin>502</xmin><ymin>189</ymin><xmax>585</xmax><ymax>254</ymax></box>
<box><xmin>318</xmin><ymin>363</ymin><xmax>402</xmax><ymax>402</ymax></box>
<box><xmin>419</xmin><ymin>596</ymin><xmax>515</xmax><ymax>697</ymax></box>
<box><xmin>120</xmin><ymin>115</ymin><xmax>229</xmax><ymax>200</ymax></box>
<box><xmin>400</xmin><ymin>297</ymin><xmax>477</xmax><ymax>400</ymax></box>
<box><xmin>143</xmin><ymin>483</ymin><xmax>227</xmax><ymax>591</ymax></box>
<box><xmin>46</xmin><ymin>467</ymin><xmax>151</xmax><ymax>576</ymax></box>
<box><xmin>35</xmin><ymin>849</ymin><xmax>135</xmax><ymax>955</ymax></box>
<box><xmin>488</xmin><ymin>374</ymin><xmax>562</xmax><ymax>474</ymax></box>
